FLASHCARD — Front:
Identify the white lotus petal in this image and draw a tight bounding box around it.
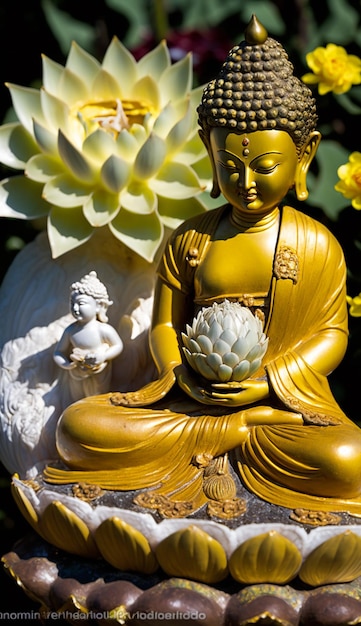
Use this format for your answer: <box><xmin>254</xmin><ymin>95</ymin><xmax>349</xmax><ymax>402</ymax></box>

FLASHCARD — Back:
<box><xmin>213</xmin><ymin>338</ymin><xmax>230</xmax><ymax>357</ymax></box>
<box><xmin>109</xmin><ymin>208</ymin><xmax>163</xmax><ymax>262</ymax></box>
<box><xmin>48</xmin><ymin>205</ymin><xmax>93</xmax><ymax>258</ymax></box>
<box><xmin>181</xmin><ymin>333</ymin><xmax>192</xmax><ymax>351</ymax></box>
<box><xmin>208</xmin><ymin>320</ymin><xmax>223</xmax><ymax>343</ymax></box>
<box><xmin>223</xmin><ymin>352</ymin><xmax>240</xmax><ymax>369</ymax></box>
<box><xmin>90</xmin><ymin>69</ymin><xmax>122</xmax><ymax>101</ymax></box>
<box><xmin>196</xmin><ymin>334</ymin><xmax>213</xmax><ymax>355</ymax></box>
<box><xmin>82</xmin><ymin>128</ymin><xmax>117</xmax><ymax>163</ymax></box>
<box><xmin>41</xmin><ymin>54</ymin><xmax>64</xmax><ymax>96</ymax></box>
<box><xmin>153</xmin><ymin>102</ymin><xmax>179</xmax><ymax>139</ymax></box>
<box><xmin>102</xmin><ymin>37</ymin><xmax>137</xmax><ymax>92</ymax></box>
<box><xmin>101</xmin><ymin>154</ymin><xmax>130</xmax><ymax>193</ymax></box>
<box><xmin>26</xmin><ymin>154</ymin><xmax>61</xmax><ymax>182</ymax></box>
<box><xmin>151</xmin><ymin>162</ymin><xmax>202</xmax><ymax>199</ymax></box>
<box><xmin>159</xmin><ymin>54</ymin><xmax>192</xmax><ymax>104</ymax></box>
<box><xmin>0</xmin><ymin>176</ymin><xmax>49</xmax><ymax>218</ymax></box>
<box><xmin>206</xmin><ymin>352</ymin><xmax>223</xmax><ymax>372</ymax></box>
<box><xmin>66</xmin><ymin>41</ymin><xmax>100</xmax><ymax>83</ymax></box>
<box><xmin>166</xmin><ymin>103</ymin><xmax>193</xmax><ymax>155</ymax></box>
<box><xmin>41</xmin><ymin>89</ymin><xmax>71</xmax><ymax>133</ymax></box>
<box><xmin>130</xmin><ymin>75</ymin><xmax>160</xmax><ymax>112</ymax></box>
<box><xmin>116</xmin><ymin>129</ymin><xmax>141</xmax><ymax>161</ymax></box>
<box><xmin>246</xmin><ymin>344</ymin><xmax>263</xmax><ymax>361</ymax></box>
<box><xmin>249</xmin><ymin>358</ymin><xmax>263</xmax><ymax>376</ymax></box>
<box><xmin>220</xmin><ymin>328</ymin><xmax>237</xmax><ymax>346</ymax></box>
<box><xmin>183</xmin><ymin>347</ymin><xmax>197</xmax><ymax>370</ymax></box>
<box><xmin>218</xmin><ymin>364</ymin><xmax>233</xmax><ymax>382</ymax></box>
<box><xmin>232</xmin><ymin>361</ymin><xmax>250</xmax><ymax>382</ymax></box>
<box><xmin>43</xmin><ymin>173</ymin><xmax>91</xmax><ymax>208</ymax></box>
<box><xmin>58</xmin><ymin>130</ymin><xmax>94</xmax><ymax>182</ymax></box>
<box><xmin>193</xmin><ymin>353</ymin><xmax>217</xmax><ymax>381</ymax></box>
<box><xmin>0</xmin><ymin>123</ymin><xmax>38</xmax><ymax>169</ymax></box>
<box><xmin>188</xmin><ymin>338</ymin><xmax>202</xmax><ymax>353</ymax></box>
<box><xmin>33</xmin><ymin>118</ymin><xmax>58</xmax><ymax>154</ymax></box>
<box><xmin>137</xmin><ymin>40</ymin><xmax>170</xmax><ymax>80</ymax></box>
<box><xmin>231</xmin><ymin>337</ymin><xmax>251</xmax><ymax>361</ymax></box>
<box><xmin>83</xmin><ymin>189</ymin><xmax>120</xmax><ymax>226</ymax></box>
<box><xmin>134</xmin><ymin>134</ymin><xmax>166</xmax><ymax>179</ymax></box>
<box><xmin>7</xmin><ymin>84</ymin><xmax>44</xmax><ymax>136</ymax></box>
<box><xmin>121</xmin><ymin>183</ymin><xmax>157</xmax><ymax>215</ymax></box>
<box><xmin>58</xmin><ymin>67</ymin><xmax>89</xmax><ymax>106</ymax></box>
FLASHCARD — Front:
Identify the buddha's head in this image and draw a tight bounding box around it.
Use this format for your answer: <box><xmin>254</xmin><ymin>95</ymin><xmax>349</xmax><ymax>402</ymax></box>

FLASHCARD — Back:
<box><xmin>197</xmin><ymin>15</ymin><xmax>320</xmax><ymax>214</ymax></box>
<box><xmin>70</xmin><ymin>271</ymin><xmax>113</xmax><ymax>323</ymax></box>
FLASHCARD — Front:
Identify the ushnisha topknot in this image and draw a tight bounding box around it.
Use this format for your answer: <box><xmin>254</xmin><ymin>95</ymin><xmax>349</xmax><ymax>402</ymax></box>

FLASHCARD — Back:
<box><xmin>197</xmin><ymin>14</ymin><xmax>318</xmax><ymax>151</ymax></box>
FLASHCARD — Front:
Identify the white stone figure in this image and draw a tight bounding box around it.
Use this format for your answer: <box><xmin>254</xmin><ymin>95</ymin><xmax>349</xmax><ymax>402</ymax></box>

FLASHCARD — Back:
<box><xmin>54</xmin><ymin>271</ymin><xmax>123</xmax><ymax>402</ymax></box>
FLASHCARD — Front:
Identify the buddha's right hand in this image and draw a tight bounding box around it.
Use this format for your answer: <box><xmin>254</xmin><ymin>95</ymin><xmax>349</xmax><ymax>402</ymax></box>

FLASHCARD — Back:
<box><xmin>110</xmin><ymin>366</ymin><xmax>176</xmax><ymax>407</ymax></box>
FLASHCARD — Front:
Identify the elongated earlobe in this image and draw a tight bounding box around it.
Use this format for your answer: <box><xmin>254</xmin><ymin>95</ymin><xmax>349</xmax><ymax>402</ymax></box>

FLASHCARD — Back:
<box><xmin>199</xmin><ymin>129</ymin><xmax>221</xmax><ymax>198</ymax></box>
<box><xmin>295</xmin><ymin>131</ymin><xmax>321</xmax><ymax>201</ymax></box>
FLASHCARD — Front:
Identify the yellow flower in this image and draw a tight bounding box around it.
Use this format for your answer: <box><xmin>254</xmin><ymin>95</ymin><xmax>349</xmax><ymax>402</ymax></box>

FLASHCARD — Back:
<box><xmin>0</xmin><ymin>40</ymin><xmax>212</xmax><ymax>261</ymax></box>
<box><xmin>335</xmin><ymin>152</ymin><xmax>361</xmax><ymax>210</ymax></box>
<box><xmin>346</xmin><ymin>293</ymin><xmax>361</xmax><ymax>317</ymax></box>
<box><xmin>302</xmin><ymin>44</ymin><xmax>361</xmax><ymax>95</ymax></box>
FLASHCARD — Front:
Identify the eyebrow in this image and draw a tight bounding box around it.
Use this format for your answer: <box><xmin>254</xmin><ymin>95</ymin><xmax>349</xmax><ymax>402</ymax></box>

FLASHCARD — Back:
<box><xmin>217</xmin><ymin>149</ymin><xmax>283</xmax><ymax>160</ymax></box>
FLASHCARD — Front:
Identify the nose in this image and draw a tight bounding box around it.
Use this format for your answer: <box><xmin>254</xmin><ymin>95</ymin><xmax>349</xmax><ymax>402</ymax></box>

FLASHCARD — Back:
<box><xmin>237</xmin><ymin>164</ymin><xmax>255</xmax><ymax>190</ymax></box>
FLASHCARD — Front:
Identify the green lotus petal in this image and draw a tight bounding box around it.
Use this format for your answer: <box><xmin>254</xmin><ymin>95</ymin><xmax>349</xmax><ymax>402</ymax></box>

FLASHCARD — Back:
<box><xmin>166</xmin><ymin>102</ymin><xmax>193</xmax><ymax>155</ymax></box>
<box><xmin>26</xmin><ymin>154</ymin><xmax>62</xmax><ymax>182</ymax></box>
<box><xmin>6</xmin><ymin>84</ymin><xmax>44</xmax><ymax>136</ymax></box>
<box><xmin>159</xmin><ymin>54</ymin><xmax>192</xmax><ymax>104</ymax></box>
<box><xmin>134</xmin><ymin>134</ymin><xmax>166</xmax><ymax>179</ymax></box>
<box><xmin>82</xmin><ymin>128</ymin><xmax>117</xmax><ymax>164</ymax></box>
<box><xmin>91</xmin><ymin>69</ymin><xmax>122</xmax><ymax>101</ymax></box>
<box><xmin>48</xmin><ymin>205</ymin><xmax>93</xmax><ymax>258</ymax></box>
<box><xmin>33</xmin><ymin>119</ymin><xmax>58</xmax><ymax>154</ymax></box>
<box><xmin>43</xmin><ymin>173</ymin><xmax>92</xmax><ymax>208</ymax></box>
<box><xmin>66</xmin><ymin>41</ymin><xmax>100</xmax><ymax>83</ymax></box>
<box><xmin>58</xmin><ymin>130</ymin><xmax>94</xmax><ymax>182</ymax></box>
<box><xmin>102</xmin><ymin>37</ymin><xmax>137</xmax><ymax>93</ymax></box>
<box><xmin>116</xmin><ymin>129</ymin><xmax>141</xmax><ymax>161</ymax></box>
<box><xmin>157</xmin><ymin>196</ymin><xmax>206</xmax><ymax>230</ymax></box>
<box><xmin>189</xmin><ymin>84</ymin><xmax>205</xmax><ymax>112</ymax></box>
<box><xmin>137</xmin><ymin>40</ymin><xmax>171</xmax><ymax>80</ymax></box>
<box><xmin>101</xmin><ymin>154</ymin><xmax>130</xmax><ymax>193</ymax></box>
<box><xmin>0</xmin><ymin>123</ymin><xmax>38</xmax><ymax>169</ymax></box>
<box><xmin>83</xmin><ymin>189</ymin><xmax>120</xmax><ymax>226</ymax></box>
<box><xmin>109</xmin><ymin>208</ymin><xmax>163</xmax><ymax>262</ymax></box>
<box><xmin>0</xmin><ymin>176</ymin><xmax>49</xmax><ymax>219</ymax></box>
<box><xmin>42</xmin><ymin>55</ymin><xmax>65</xmax><ymax>95</ymax></box>
<box><xmin>151</xmin><ymin>162</ymin><xmax>202</xmax><ymax>199</ymax></box>
<box><xmin>41</xmin><ymin>89</ymin><xmax>71</xmax><ymax>133</ymax></box>
<box><xmin>130</xmin><ymin>75</ymin><xmax>160</xmax><ymax>112</ymax></box>
<box><xmin>58</xmin><ymin>67</ymin><xmax>89</xmax><ymax>106</ymax></box>
<box><xmin>121</xmin><ymin>182</ymin><xmax>157</xmax><ymax>214</ymax></box>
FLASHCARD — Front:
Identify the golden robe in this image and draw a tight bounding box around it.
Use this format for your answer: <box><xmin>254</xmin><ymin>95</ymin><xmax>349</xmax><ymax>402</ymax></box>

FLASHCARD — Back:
<box><xmin>45</xmin><ymin>205</ymin><xmax>361</xmax><ymax>514</ymax></box>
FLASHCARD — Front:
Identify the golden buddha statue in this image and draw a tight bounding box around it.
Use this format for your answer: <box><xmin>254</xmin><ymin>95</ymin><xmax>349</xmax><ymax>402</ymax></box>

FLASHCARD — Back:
<box><xmin>45</xmin><ymin>16</ymin><xmax>361</xmax><ymax>516</ymax></box>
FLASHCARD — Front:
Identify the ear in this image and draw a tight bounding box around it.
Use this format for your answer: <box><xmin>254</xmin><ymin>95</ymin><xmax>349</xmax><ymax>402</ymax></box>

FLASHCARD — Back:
<box><xmin>199</xmin><ymin>129</ymin><xmax>221</xmax><ymax>198</ymax></box>
<box><xmin>294</xmin><ymin>131</ymin><xmax>321</xmax><ymax>201</ymax></box>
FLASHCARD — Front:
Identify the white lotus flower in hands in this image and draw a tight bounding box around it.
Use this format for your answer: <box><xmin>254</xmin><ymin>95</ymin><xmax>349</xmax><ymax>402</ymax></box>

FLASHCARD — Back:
<box><xmin>182</xmin><ymin>300</ymin><xmax>269</xmax><ymax>383</ymax></box>
<box><xmin>0</xmin><ymin>39</ymin><xmax>211</xmax><ymax>261</ymax></box>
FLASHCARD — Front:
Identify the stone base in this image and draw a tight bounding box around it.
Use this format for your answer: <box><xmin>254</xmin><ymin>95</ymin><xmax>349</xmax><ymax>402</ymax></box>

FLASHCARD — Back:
<box><xmin>3</xmin><ymin>533</ymin><xmax>361</xmax><ymax>626</ymax></box>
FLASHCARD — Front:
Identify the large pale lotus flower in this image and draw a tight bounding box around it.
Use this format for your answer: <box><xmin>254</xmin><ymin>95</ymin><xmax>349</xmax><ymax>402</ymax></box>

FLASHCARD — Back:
<box><xmin>181</xmin><ymin>300</ymin><xmax>268</xmax><ymax>383</ymax></box>
<box><xmin>0</xmin><ymin>39</ymin><xmax>212</xmax><ymax>261</ymax></box>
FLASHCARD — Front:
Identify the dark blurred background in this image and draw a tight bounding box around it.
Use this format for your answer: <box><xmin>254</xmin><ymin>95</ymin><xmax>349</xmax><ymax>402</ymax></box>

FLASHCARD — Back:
<box><xmin>0</xmin><ymin>0</ymin><xmax>360</xmax><ymax>617</ymax></box>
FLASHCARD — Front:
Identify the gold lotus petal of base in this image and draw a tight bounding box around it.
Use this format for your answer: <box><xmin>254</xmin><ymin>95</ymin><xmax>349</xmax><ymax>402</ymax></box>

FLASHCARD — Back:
<box><xmin>41</xmin><ymin>501</ymin><xmax>99</xmax><ymax>559</ymax></box>
<box><xmin>11</xmin><ymin>479</ymin><xmax>39</xmax><ymax>530</ymax></box>
<box><xmin>299</xmin><ymin>530</ymin><xmax>361</xmax><ymax>586</ymax></box>
<box><xmin>94</xmin><ymin>517</ymin><xmax>158</xmax><ymax>574</ymax></box>
<box><xmin>229</xmin><ymin>531</ymin><xmax>302</xmax><ymax>584</ymax></box>
<box><xmin>155</xmin><ymin>525</ymin><xmax>228</xmax><ymax>584</ymax></box>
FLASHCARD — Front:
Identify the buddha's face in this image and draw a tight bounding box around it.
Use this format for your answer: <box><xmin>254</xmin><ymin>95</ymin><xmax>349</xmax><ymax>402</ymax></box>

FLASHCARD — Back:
<box><xmin>71</xmin><ymin>293</ymin><xmax>98</xmax><ymax>323</ymax></box>
<box><xmin>210</xmin><ymin>128</ymin><xmax>299</xmax><ymax>216</ymax></box>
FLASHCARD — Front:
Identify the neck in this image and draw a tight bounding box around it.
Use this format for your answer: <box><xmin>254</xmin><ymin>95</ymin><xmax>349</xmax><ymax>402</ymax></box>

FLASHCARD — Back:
<box><xmin>229</xmin><ymin>206</ymin><xmax>280</xmax><ymax>232</ymax></box>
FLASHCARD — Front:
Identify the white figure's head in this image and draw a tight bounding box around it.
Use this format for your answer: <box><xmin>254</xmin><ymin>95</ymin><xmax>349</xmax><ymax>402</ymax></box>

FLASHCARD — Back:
<box><xmin>70</xmin><ymin>271</ymin><xmax>113</xmax><ymax>323</ymax></box>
